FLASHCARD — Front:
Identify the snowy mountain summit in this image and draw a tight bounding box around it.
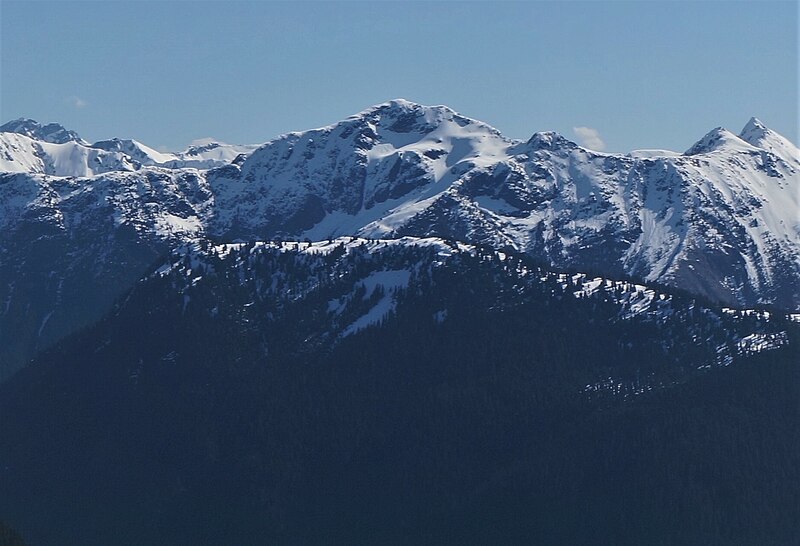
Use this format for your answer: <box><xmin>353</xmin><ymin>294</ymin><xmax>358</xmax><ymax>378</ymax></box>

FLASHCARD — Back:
<box><xmin>208</xmin><ymin>100</ymin><xmax>799</xmax><ymax>310</ymax></box>
<box><xmin>1</xmin><ymin>101</ymin><xmax>798</xmax><ymax>377</ymax></box>
<box><xmin>0</xmin><ymin>118</ymin><xmax>86</xmax><ymax>144</ymax></box>
<box><xmin>738</xmin><ymin>116</ymin><xmax>799</xmax><ymax>164</ymax></box>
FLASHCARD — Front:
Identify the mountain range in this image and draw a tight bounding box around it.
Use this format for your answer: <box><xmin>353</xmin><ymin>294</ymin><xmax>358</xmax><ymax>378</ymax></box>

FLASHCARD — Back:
<box><xmin>1</xmin><ymin>100</ymin><xmax>797</xmax><ymax>379</ymax></box>
<box><xmin>1</xmin><ymin>101</ymin><xmax>799</xmax><ymax>544</ymax></box>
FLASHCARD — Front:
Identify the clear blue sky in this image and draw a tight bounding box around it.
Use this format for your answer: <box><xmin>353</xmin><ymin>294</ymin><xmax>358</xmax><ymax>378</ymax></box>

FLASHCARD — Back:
<box><xmin>1</xmin><ymin>1</ymin><xmax>797</xmax><ymax>152</ymax></box>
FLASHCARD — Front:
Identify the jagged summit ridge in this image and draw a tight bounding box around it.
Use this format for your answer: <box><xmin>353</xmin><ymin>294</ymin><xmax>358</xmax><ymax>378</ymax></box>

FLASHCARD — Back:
<box><xmin>208</xmin><ymin>99</ymin><xmax>516</xmax><ymax>239</ymax></box>
<box><xmin>0</xmin><ymin>117</ymin><xmax>86</xmax><ymax>145</ymax></box>
<box><xmin>2</xmin><ymin>106</ymin><xmax>789</xmax><ymax>173</ymax></box>
<box><xmin>357</xmin><ymin>98</ymin><xmax>506</xmax><ymax>138</ymax></box>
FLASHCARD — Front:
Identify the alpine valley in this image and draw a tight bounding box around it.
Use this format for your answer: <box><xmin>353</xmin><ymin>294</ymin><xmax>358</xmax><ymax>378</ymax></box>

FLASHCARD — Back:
<box><xmin>0</xmin><ymin>101</ymin><xmax>798</xmax><ymax>545</ymax></box>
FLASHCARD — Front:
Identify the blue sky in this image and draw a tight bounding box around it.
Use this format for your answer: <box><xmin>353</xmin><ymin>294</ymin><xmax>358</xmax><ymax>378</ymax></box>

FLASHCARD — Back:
<box><xmin>1</xmin><ymin>1</ymin><xmax>796</xmax><ymax>152</ymax></box>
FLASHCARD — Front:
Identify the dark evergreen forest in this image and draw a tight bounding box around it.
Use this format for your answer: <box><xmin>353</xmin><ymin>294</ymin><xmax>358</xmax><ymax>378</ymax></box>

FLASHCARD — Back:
<box><xmin>1</xmin><ymin>243</ymin><xmax>797</xmax><ymax>545</ymax></box>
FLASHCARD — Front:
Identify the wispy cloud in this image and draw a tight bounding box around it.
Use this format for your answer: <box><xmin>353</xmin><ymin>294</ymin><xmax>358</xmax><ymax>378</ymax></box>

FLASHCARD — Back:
<box><xmin>66</xmin><ymin>96</ymin><xmax>88</xmax><ymax>109</ymax></box>
<box><xmin>572</xmin><ymin>126</ymin><xmax>605</xmax><ymax>151</ymax></box>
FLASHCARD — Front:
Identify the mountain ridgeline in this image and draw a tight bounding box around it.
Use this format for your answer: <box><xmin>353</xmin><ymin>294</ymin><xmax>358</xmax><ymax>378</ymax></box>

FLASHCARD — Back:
<box><xmin>1</xmin><ymin>102</ymin><xmax>799</xmax><ymax>544</ymax></box>
<box><xmin>1</xmin><ymin>101</ymin><xmax>798</xmax><ymax>379</ymax></box>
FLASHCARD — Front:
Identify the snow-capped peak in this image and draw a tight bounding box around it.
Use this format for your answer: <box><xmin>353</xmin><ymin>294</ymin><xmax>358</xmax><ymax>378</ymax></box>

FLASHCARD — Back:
<box><xmin>0</xmin><ymin>131</ymin><xmax>136</xmax><ymax>176</ymax></box>
<box><xmin>684</xmin><ymin>126</ymin><xmax>759</xmax><ymax>155</ymax></box>
<box><xmin>738</xmin><ymin>117</ymin><xmax>798</xmax><ymax>165</ymax></box>
<box><xmin>345</xmin><ymin>98</ymin><xmax>504</xmax><ymax>139</ymax></box>
<box><xmin>91</xmin><ymin>138</ymin><xmax>178</xmax><ymax>166</ymax></box>
<box><xmin>524</xmin><ymin>131</ymin><xmax>577</xmax><ymax>151</ymax></box>
<box><xmin>684</xmin><ymin>119</ymin><xmax>797</xmax><ymax>164</ymax></box>
<box><xmin>0</xmin><ymin>118</ymin><xmax>86</xmax><ymax>145</ymax></box>
<box><xmin>740</xmin><ymin>116</ymin><xmax>768</xmax><ymax>137</ymax></box>
<box><xmin>353</xmin><ymin>98</ymin><xmax>447</xmax><ymax>120</ymax></box>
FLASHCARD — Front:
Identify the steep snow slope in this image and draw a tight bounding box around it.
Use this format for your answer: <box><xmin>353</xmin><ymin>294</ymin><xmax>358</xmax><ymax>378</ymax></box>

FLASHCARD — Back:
<box><xmin>0</xmin><ymin>132</ymin><xmax>137</xmax><ymax>176</ymax></box>
<box><xmin>0</xmin><ymin>132</ymin><xmax>45</xmax><ymax>173</ymax></box>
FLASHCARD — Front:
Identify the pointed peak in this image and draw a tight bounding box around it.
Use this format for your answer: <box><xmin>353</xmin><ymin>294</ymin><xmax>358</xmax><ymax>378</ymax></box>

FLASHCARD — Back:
<box><xmin>739</xmin><ymin>117</ymin><xmax>773</xmax><ymax>146</ymax></box>
<box><xmin>737</xmin><ymin>117</ymin><xmax>799</xmax><ymax>163</ymax></box>
<box><xmin>742</xmin><ymin>117</ymin><xmax>767</xmax><ymax>133</ymax></box>
<box><xmin>684</xmin><ymin>126</ymin><xmax>754</xmax><ymax>155</ymax></box>
<box><xmin>0</xmin><ymin>118</ymin><xmax>84</xmax><ymax>144</ymax></box>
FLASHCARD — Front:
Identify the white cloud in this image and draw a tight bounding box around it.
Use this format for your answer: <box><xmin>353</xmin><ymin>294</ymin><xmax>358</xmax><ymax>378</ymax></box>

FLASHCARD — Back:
<box><xmin>66</xmin><ymin>96</ymin><xmax>88</xmax><ymax>109</ymax></box>
<box><xmin>572</xmin><ymin>126</ymin><xmax>606</xmax><ymax>151</ymax></box>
